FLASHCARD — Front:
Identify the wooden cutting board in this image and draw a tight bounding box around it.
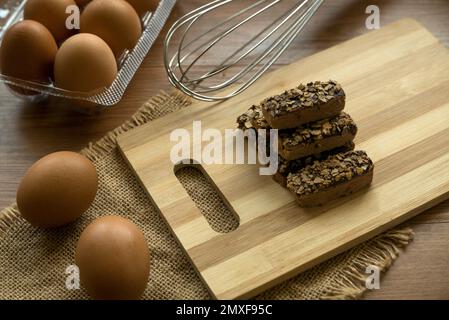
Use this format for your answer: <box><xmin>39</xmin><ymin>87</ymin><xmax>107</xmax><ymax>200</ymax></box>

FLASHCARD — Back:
<box><xmin>117</xmin><ymin>19</ymin><xmax>449</xmax><ymax>299</ymax></box>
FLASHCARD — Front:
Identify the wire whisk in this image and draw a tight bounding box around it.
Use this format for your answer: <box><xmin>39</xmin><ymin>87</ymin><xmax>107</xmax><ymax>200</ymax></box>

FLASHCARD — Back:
<box><xmin>164</xmin><ymin>0</ymin><xmax>324</xmax><ymax>102</ymax></box>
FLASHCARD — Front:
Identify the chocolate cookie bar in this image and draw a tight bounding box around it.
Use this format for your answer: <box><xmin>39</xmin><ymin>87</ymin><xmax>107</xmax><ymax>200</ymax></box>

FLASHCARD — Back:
<box><xmin>237</xmin><ymin>105</ymin><xmax>271</xmax><ymax>154</ymax></box>
<box><xmin>237</xmin><ymin>105</ymin><xmax>259</xmax><ymax>131</ymax></box>
<box><xmin>287</xmin><ymin>150</ymin><xmax>374</xmax><ymax>207</ymax></box>
<box><xmin>237</xmin><ymin>104</ymin><xmax>270</xmax><ymax>130</ymax></box>
<box><xmin>261</xmin><ymin>80</ymin><xmax>346</xmax><ymax>129</ymax></box>
<box><xmin>273</xmin><ymin>142</ymin><xmax>355</xmax><ymax>187</ymax></box>
<box><xmin>279</xmin><ymin>112</ymin><xmax>357</xmax><ymax>161</ymax></box>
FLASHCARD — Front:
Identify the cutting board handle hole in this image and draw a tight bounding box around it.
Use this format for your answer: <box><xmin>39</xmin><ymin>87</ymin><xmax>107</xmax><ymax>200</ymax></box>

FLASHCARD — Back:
<box><xmin>175</xmin><ymin>164</ymin><xmax>240</xmax><ymax>233</ymax></box>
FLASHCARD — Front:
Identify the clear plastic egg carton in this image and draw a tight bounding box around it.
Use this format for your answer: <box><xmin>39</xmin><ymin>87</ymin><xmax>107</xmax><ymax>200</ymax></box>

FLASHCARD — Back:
<box><xmin>0</xmin><ymin>0</ymin><xmax>176</xmax><ymax>109</ymax></box>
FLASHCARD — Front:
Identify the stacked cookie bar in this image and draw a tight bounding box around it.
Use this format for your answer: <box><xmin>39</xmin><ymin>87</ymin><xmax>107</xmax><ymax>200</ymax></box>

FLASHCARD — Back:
<box><xmin>237</xmin><ymin>80</ymin><xmax>374</xmax><ymax>207</ymax></box>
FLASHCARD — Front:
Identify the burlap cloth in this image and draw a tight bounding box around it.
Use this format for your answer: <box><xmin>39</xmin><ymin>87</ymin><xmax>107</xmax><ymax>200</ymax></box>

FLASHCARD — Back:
<box><xmin>0</xmin><ymin>92</ymin><xmax>414</xmax><ymax>300</ymax></box>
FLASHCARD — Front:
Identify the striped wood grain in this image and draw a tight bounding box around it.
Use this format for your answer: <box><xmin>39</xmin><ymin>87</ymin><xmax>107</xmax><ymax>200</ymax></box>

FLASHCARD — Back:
<box><xmin>117</xmin><ymin>19</ymin><xmax>449</xmax><ymax>299</ymax></box>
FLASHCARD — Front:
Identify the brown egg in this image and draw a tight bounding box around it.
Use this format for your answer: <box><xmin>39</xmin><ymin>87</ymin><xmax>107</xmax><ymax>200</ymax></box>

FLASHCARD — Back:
<box><xmin>17</xmin><ymin>152</ymin><xmax>98</xmax><ymax>228</ymax></box>
<box><xmin>0</xmin><ymin>20</ymin><xmax>57</xmax><ymax>94</ymax></box>
<box><xmin>126</xmin><ymin>0</ymin><xmax>157</xmax><ymax>17</ymax></box>
<box><xmin>54</xmin><ymin>33</ymin><xmax>117</xmax><ymax>92</ymax></box>
<box><xmin>75</xmin><ymin>216</ymin><xmax>150</xmax><ymax>300</ymax></box>
<box><xmin>80</xmin><ymin>0</ymin><xmax>142</xmax><ymax>57</ymax></box>
<box><xmin>74</xmin><ymin>0</ymin><xmax>91</xmax><ymax>7</ymax></box>
<box><xmin>24</xmin><ymin>0</ymin><xmax>78</xmax><ymax>43</ymax></box>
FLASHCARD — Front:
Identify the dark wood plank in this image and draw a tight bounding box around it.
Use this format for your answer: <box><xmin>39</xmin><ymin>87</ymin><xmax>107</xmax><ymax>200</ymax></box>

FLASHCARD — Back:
<box><xmin>365</xmin><ymin>219</ymin><xmax>449</xmax><ymax>300</ymax></box>
<box><xmin>1</xmin><ymin>0</ymin><xmax>449</xmax><ymax>299</ymax></box>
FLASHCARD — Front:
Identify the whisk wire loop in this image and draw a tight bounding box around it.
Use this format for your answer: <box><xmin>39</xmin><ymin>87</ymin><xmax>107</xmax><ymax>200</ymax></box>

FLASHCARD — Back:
<box><xmin>164</xmin><ymin>0</ymin><xmax>324</xmax><ymax>102</ymax></box>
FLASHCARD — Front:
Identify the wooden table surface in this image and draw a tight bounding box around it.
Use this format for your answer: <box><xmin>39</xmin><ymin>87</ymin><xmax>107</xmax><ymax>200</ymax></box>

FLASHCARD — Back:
<box><xmin>1</xmin><ymin>0</ymin><xmax>449</xmax><ymax>300</ymax></box>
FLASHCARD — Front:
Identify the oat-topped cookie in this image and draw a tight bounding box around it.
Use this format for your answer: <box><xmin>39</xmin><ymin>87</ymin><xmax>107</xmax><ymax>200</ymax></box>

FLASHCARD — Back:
<box><xmin>260</xmin><ymin>80</ymin><xmax>346</xmax><ymax>129</ymax></box>
<box><xmin>250</xmin><ymin>105</ymin><xmax>270</xmax><ymax>130</ymax></box>
<box><xmin>278</xmin><ymin>142</ymin><xmax>355</xmax><ymax>177</ymax></box>
<box><xmin>278</xmin><ymin>112</ymin><xmax>357</xmax><ymax>160</ymax></box>
<box><xmin>281</xmin><ymin>112</ymin><xmax>357</xmax><ymax>148</ymax></box>
<box><xmin>236</xmin><ymin>107</ymin><xmax>256</xmax><ymax>131</ymax></box>
<box><xmin>237</xmin><ymin>104</ymin><xmax>270</xmax><ymax>130</ymax></box>
<box><xmin>273</xmin><ymin>142</ymin><xmax>355</xmax><ymax>187</ymax></box>
<box><xmin>237</xmin><ymin>106</ymin><xmax>357</xmax><ymax>161</ymax></box>
<box><xmin>287</xmin><ymin>150</ymin><xmax>374</xmax><ymax>207</ymax></box>
<box><xmin>263</xmin><ymin>80</ymin><xmax>345</xmax><ymax>117</ymax></box>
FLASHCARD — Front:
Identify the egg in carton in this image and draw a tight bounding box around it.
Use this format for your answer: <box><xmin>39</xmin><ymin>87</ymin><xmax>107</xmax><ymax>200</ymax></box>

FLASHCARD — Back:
<box><xmin>0</xmin><ymin>0</ymin><xmax>174</xmax><ymax>113</ymax></box>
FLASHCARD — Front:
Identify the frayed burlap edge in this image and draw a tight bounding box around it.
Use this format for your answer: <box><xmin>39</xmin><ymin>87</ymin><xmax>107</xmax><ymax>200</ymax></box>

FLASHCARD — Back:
<box><xmin>322</xmin><ymin>228</ymin><xmax>413</xmax><ymax>299</ymax></box>
<box><xmin>0</xmin><ymin>91</ymin><xmax>414</xmax><ymax>300</ymax></box>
